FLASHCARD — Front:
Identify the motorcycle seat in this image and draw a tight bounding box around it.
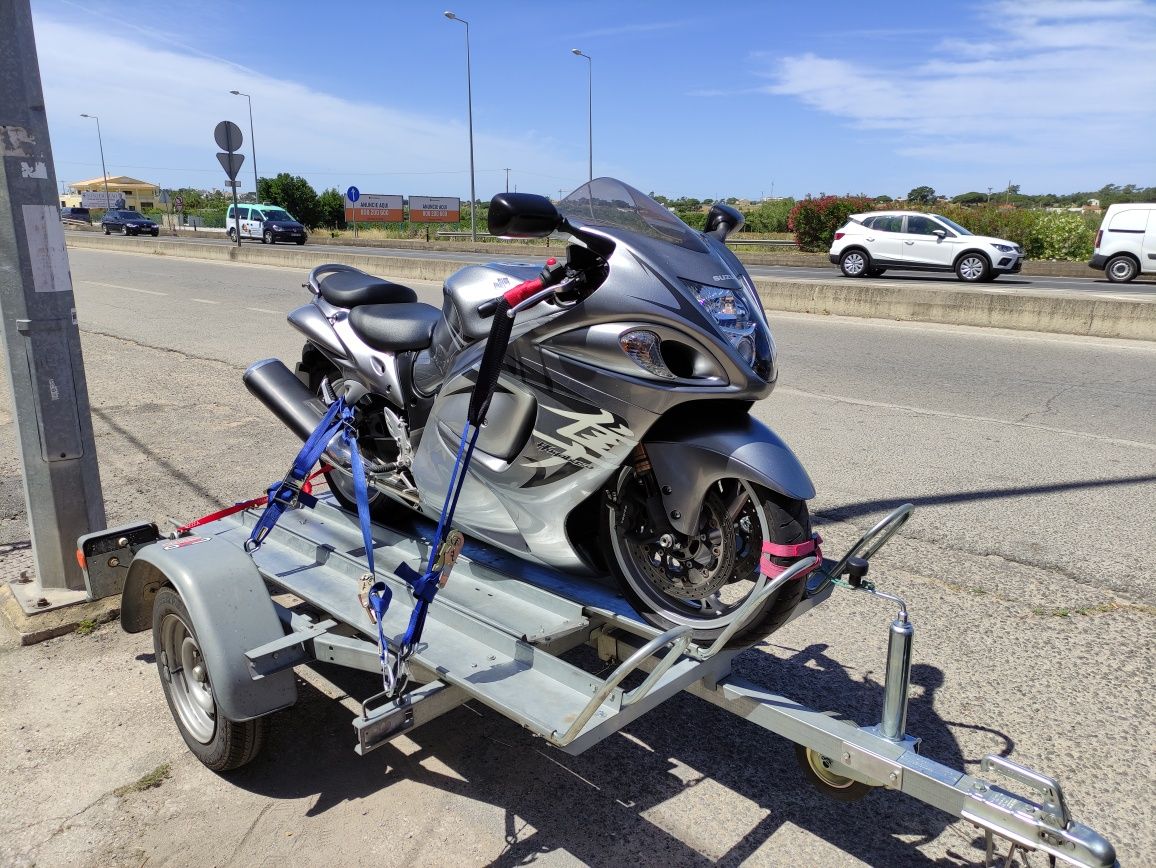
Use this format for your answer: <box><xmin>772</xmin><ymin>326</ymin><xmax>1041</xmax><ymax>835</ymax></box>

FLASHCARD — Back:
<box><xmin>318</xmin><ymin>266</ymin><xmax>417</xmax><ymax>307</ymax></box>
<box><xmin>348</xmin><ymin>303</ymin><xmax>442</xmax><ymax>352</ymax></box>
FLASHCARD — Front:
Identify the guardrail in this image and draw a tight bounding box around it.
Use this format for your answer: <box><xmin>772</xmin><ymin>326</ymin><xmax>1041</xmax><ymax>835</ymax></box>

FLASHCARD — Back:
<box><xmin>727</xmin><ymin>238</ymin><xmax>797</xmax><ymax>248</ymax></box>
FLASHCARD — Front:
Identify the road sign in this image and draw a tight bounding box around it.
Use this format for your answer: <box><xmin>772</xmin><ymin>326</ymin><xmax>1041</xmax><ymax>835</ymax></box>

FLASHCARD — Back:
<box><xmin>157</xmin><ymin>190</ymin><xmax>169</xmax><ymax>205</ymax></box>
<box><xmin>224</xmin><ymin>179</ymin><xmax>241</xmax><ymax>188</ymax></box>
<box><xmin>217</xmin><ymin>151</ymin><xmax>245</xmax><ymax>181</ymax></box>
<box><xmin>346</xmin><ymin>186</ymin><xmax>360</xmax><ymax>203</ymax></box>
<box><xmin>174</xmin><ymin>196</ymin><xmax>184</xmax><ymax>212</ymax></box>
<box><xmin>214</xmin><ymin>120</ymin><xmax>243</xmax><ymax>153</ymax></box>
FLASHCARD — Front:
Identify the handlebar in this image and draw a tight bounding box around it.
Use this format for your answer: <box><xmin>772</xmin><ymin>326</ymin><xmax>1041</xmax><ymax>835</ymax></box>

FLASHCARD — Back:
<box><xmin>476</xmin><ymin>257</ymin><xmax>571</xmax><ymax>319</ymax></box>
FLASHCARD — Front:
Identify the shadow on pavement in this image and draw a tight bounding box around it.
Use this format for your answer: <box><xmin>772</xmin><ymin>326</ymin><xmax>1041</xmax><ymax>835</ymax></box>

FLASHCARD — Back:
<box><xmin>221</xmin><ymin>638</ymin><xmax>1002</xmax><ymax>866</ymax></box>
<box><xmin>820</xmin><ymin>473</ymin><xmax>1156</xmax><ymax>523</ymax></box>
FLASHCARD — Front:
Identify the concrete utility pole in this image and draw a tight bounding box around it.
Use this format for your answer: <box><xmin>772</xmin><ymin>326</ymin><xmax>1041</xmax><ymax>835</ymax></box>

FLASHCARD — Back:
<box><xmin>79</xmin><ymin>114</ymin><xmax>109</xmax><ymax>208</ymax></box>
<box><xmin>444</xmin><ymin>12</ymin><xmax>477</xmax><ymax>242</ymax></box>
<box><xmin>571</xmin><ymin>49</ymin><xmax>592</xmax><ymax>184</ymax></box>
<box><xmin>0</xmin><ymin>0</ymin><xmax>106</xmax><ymax>610</ymax></box>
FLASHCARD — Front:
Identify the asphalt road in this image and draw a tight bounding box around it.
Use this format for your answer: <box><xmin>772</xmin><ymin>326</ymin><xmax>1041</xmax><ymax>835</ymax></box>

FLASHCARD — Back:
<box><xmin>2</xmin><ymin>248</ymin><xmax>1153</xmax><ymax>865</ymax></box>
<box><xmin>71</xmin><ymin>230</ymin><xmax>1156</xmax><ymax>303</ymax></box>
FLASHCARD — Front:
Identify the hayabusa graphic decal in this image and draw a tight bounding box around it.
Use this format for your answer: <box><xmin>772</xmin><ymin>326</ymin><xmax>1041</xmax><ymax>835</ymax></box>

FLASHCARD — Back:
<box><xmin>524</xmin><ymin>407</ymin><xmax>635</xmax><ymax>472</ymax></box>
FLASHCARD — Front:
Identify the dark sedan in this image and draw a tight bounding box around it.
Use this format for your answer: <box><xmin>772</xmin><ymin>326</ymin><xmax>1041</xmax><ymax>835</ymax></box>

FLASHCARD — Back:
<box><xmin>101</xmin><ymin>209</ymin><xmax>160</xmax><ymax>237</ymax></box>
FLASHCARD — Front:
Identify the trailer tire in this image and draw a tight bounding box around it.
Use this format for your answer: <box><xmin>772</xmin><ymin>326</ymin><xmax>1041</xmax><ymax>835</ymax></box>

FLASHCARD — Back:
<box><xmin>152</xmin><ymin>587</ymin><xmax>267</xmax><ymax>771</ymax></box>
<box><xmin>795</xmin><ymin>743</ymin><xmax>872</xmax><ymax>801</ymax></box>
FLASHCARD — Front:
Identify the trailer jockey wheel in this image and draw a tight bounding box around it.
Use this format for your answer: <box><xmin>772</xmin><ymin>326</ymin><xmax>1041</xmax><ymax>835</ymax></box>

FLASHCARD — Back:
<box><xmin>795</xmin><ymin>744</ymin><xmax>873</xmax><ymax>802</ymax></box>
<box><xmin>152</xmin><ymin>587</ymin><xmax>266</xmax><ymax>771</ymax></box>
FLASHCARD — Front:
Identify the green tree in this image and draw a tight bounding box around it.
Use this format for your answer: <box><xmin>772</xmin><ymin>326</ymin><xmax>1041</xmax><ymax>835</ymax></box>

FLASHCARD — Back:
<box><xmin>257</xmin><ymin>173</ymin><xmax>321</xmax><ymax>227</ymax></box>
<box><xmin>952</xmin><ymin>191</ymin><xmax>987</xmax><ymax>205</ymax></box>
<box><xmin>317</xmin><ymin>187</ymin><xmax>344</xmax><ymax>228</ymax></box>
<box><xmin>907</xmin><ymin>185</ymin><xmax>937</xmax><ymax>205</ymax></box>
<box><xmin>172</xmin><ymin>187</ymin><xmax>205</xmax><ymax>210</ymax></box>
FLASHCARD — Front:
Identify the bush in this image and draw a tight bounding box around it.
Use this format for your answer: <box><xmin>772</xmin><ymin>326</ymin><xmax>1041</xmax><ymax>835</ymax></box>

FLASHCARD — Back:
<box><xmin>744</xmin><ymin>199</ymin><xmax>794</xmax><ymax>233</ymax></box>
<box><xmin>788</xmin><ymin>195</ymin><xmax>874</xmax><ymax>251</ymax></box>
<box><xmin>1027</xmin><ymin>211</ymin><xmax>1094</xmax><ymax>261</ymax></box>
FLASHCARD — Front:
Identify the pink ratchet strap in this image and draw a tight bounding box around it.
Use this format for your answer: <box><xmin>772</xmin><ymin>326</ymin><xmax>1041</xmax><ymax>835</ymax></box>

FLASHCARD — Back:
<box><xmin>761</xmin><ymin>533</ymin><xmax>823</xmax><ymax>579</ymax></box>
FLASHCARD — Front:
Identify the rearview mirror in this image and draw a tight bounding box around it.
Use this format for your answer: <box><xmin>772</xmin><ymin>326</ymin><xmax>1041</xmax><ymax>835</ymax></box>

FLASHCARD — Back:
<box><xmin>704</xmin><ymin>202</ymin><xmax>745</xmax><ymax>240</ymax></box>
<box><xmin>487</xmin><ymin>193</ymin><xmax>560</xmax><ymax>238</ymax></box>
<box><xmin>932</xmin><ymin>229</ymin><xmax>947</xmax><ymax>239</ymax></box>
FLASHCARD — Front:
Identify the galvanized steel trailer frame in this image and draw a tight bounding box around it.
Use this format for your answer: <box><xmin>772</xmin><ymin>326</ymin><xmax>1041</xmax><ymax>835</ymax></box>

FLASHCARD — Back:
<box><xmin>87</xmin><ymin>498</ymin><xmax>1116</xmax><ymax>867</ymax></box>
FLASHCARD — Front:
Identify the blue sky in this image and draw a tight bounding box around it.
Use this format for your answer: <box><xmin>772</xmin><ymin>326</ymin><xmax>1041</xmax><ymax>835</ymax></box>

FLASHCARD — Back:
<box><xmin>32</xmin><ymin>0</ymin><xmax>1156</xmax><ymax>202</ymax></box>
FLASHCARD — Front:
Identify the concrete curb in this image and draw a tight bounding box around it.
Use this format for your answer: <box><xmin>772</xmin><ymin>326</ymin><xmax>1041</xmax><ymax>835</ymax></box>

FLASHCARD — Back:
<box><xmin>0</xmin><ymin>583</ymin><xmax>120</xmax><ymax>646</ymax></box>
<box><xmin>65</xmin><ymin>234</ymin><xmax>1155</xmax><ymax>341</ymax></box>
<box><xmin>751</xmin><ymin>281</ymin><xmax>1155</xmax><ymax>341</ymax></box>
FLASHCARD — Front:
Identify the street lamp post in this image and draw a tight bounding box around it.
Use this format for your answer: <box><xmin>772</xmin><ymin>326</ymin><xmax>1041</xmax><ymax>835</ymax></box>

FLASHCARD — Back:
<box><xmin>79</xmin><ymin>114</ymin><xmax>110</xmax><ymax>208</ymax></box>
<box><xmin>229</xmin><ymin>90</ymin><xmax>259</xmax><ymax>199</ymax></box>
<box><xmin>571</xmin><ymin>49</ymin><xmax>592</xmax><ymax>184</ymax></box>
<box><xmin>505</xmin><ymin>167</ymin><xmax>510</xmax><ymax>193</ymax></box>
<box><xmin>444</xmin><ymin>11</ymin><xmax>477</xmax><ymax>242</ymax></box>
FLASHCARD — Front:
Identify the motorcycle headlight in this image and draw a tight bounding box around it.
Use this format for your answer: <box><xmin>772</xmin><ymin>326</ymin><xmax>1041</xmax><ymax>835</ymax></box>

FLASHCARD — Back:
<box><xmin>684</xmin><ymin>281</ymin><xmax>759</xmax><ymax>366</ymax></box>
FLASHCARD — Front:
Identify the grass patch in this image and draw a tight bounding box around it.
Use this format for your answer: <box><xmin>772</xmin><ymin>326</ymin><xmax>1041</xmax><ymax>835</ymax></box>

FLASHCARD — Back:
<box><xmin>114</xmin><ymin>763</ymin><xmax>171</xmax><ymax>797</ymax></box>
<box><xmin>74</xmin><ymin>618</ymin><xmax>98</xmax><ymax>636</ymax></box>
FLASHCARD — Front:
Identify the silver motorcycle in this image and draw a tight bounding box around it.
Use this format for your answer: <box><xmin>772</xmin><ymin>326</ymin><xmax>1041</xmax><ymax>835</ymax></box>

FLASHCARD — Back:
<box><xmin>245</xmin><ymin>178</ymin><xmax>818</xmax><ymax>648</ymax></box>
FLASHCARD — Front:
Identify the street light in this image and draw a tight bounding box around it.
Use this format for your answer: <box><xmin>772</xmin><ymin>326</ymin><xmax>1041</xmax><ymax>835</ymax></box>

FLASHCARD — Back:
<box><xmin>571</xmin><ymin>49</ymin><xmax>592</xmax><ymax>184</ymax></box>
<box><xmin>444</xmin><ymin>11</ymin><xmax>477</xmax><ymax>242</ymax></box>
<box><xmin>79</xmin><ymin>114</ymin><xmax>110</xmax><ymax>209</ymax></box>
<box><xmin>229</xmin><ymin>90</ymin><xmax>259</xmax><ymax>199</ymax></box>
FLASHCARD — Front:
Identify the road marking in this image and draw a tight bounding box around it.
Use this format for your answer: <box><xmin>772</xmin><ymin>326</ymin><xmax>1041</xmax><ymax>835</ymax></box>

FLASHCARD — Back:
<box><xmin>776</xmin><ymin>385</ymin><xmax>1156</xmax><ymax>451</ymax></box>
<box><xmin>80</xmin><ymin>280</ymin><xmax>167</xmax><ymax>296</ymax></box>
<box><xmin>246</xmin><ymin>307</ymin><xmax>281</xmax><ymax>314</ymax></box>
<box><xmin>189</xmin><ymin>298</ymin><xmax>219</xmax><ymax>304</ymax></box>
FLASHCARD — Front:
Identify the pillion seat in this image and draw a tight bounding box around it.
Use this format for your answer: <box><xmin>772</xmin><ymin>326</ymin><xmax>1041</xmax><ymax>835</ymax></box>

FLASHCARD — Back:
<box><xmin>317</xmin><ymin>264</ymin><xmax>417</xmax><ymax>307</ymax></box>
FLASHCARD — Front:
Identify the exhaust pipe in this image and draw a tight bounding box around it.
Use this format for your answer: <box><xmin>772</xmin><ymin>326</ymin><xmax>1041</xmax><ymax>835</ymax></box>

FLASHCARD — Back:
<box><xmin>243</xmin><ymin>359</ymin><xmax>351</xmax><ymax>466</ymax></box>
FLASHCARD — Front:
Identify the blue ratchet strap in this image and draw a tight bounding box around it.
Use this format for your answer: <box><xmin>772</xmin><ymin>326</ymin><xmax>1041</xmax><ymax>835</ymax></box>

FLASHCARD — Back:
<box><xmin>247</xmin><ymin>396</ymin><xmax>346</xmax><ymax>551</ymax></box>
<box><xmin>393</xmin><ymin>420</ymin><xmax>481</xmax><ymax>653</ymax></box>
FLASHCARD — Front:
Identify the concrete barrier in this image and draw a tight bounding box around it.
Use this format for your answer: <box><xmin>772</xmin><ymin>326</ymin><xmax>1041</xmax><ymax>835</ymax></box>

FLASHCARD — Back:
<box><xmin>66</xmin><ymin>233</ymin><xmax>1155</xmax><ymax>341</ymax></box>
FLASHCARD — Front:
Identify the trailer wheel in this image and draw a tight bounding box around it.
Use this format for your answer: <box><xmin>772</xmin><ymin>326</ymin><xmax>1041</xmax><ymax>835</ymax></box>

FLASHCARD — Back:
<box><xmin>152</xmin><ymin>587</ymin><xmax>266</xmax><ymax>771</ymax></box>
<box><xmin>794</xmin><ymin>744</ymin><xmax>872</xmax><ymax>801</ymax></box>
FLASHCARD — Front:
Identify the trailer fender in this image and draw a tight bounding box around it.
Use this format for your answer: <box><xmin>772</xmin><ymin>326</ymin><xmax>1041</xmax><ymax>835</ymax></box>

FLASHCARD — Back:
<box><xmin>645</xmin><ymin>415</ymin><xmax>816</xmax><ymax>536</ymax></box>
<box><xmin>121</xmin><ymin>536</ymin><xmax>296</xmax><ymax>721</ymax></box>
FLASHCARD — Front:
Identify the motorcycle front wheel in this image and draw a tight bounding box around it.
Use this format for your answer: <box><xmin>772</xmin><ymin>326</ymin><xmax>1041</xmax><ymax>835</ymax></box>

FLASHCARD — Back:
<box><xmin>602</xmin><ymin>468</ymin><xmax>813</xmax><ymax>650</ymax></box>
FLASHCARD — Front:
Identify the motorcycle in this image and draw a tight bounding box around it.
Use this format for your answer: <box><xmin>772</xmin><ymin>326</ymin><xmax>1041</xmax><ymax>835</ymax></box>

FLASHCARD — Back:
<box><xmin>244</xmin><ymin>178</ymin><xmax>818</xmax><ymax>649</ymax></box>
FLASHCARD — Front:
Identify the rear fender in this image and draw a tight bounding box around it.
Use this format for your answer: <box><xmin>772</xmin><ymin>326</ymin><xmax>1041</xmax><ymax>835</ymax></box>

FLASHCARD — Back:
<box><xmin>121</xmin><ymin>536</ymin><xmax>296</xmax><ymax>721</ymax></box>
<box><xmin>645</xmin><ymin>415</ymin><xmax>815</xmax><ymax>536</ymax></box>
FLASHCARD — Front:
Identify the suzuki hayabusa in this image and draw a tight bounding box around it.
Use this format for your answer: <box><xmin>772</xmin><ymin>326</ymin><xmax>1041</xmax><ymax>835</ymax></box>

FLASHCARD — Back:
<box><xmin>245</xmin><ymin>178</ymin><xmax>818</xmax><ymax>648</ymax></box>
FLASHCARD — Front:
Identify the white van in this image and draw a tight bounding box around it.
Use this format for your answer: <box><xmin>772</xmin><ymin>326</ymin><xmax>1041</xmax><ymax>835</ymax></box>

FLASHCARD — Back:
<box><xmin>225</xmin><ymin>203</ymin><xmax>307</xmax><ymax>245</ymax></box>
<box><xmin>1088</xmin><ymin>203</ymin><xmax>1156</xmax><ymax>282</ymax></box>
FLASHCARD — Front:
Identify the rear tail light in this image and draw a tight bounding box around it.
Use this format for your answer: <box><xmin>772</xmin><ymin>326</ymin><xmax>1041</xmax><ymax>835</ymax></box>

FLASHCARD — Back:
<box><xmin>834</xmin><ymin>232</ymin><xmax>845</xmax><ymax>240</ymax></box>
<box><xmin>1094</xmin><ymin>229</ymin><xmax>1102</xmax><ymax>249</ymax></box>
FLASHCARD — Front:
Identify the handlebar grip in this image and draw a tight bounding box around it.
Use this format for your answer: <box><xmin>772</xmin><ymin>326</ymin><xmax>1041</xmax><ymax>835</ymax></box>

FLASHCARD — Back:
<box><xmin>477</xmin><ymin>298</ymin><xmax>500</xmax><ymax>318</ymax></box>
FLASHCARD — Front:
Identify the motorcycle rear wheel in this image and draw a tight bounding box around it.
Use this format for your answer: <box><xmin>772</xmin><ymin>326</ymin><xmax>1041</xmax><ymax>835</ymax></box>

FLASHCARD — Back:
<box><xmin>602</xmin><ymin>469</ymin><xmax>813</xmax><ymax>650</ymax></box>
<box><xmin>298</xmin><ymin>348</ymin><xmax>409</xmax><ymax>524</ymax></box>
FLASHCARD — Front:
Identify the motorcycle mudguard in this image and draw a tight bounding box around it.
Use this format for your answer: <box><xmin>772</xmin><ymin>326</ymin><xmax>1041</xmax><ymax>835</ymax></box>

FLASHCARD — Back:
<box><xmin>120</xmin><ymin>537</ymin><xmax>296</xmax><ymax>722</ymax></box>
<box><xmin>645</xmin><ymin>415</ymin><xmax>816</xmax><ymax>536</ymax></box>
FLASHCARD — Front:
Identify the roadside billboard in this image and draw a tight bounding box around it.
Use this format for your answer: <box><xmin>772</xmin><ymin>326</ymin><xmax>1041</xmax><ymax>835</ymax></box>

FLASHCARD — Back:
<box><xmin>409</xmin><ymin>196</ymin><xmax>461</xmax><ymax>223</ymax></box>
<box><xmin>81</xmin><ymin>191</ymin><xmax>126</xmax><ymax>209</ymax></box>
<box><xmin>344</xmin><ymin>193</ymin><xmax>403</xmax><ymax>222</ymax></box>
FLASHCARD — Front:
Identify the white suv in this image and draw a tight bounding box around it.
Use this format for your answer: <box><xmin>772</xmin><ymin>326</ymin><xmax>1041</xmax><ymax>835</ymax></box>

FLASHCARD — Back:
<box><xmin>828</xmin><ymin>211</ymin><xmax>1024</xmax><ymax>282</ymax></box>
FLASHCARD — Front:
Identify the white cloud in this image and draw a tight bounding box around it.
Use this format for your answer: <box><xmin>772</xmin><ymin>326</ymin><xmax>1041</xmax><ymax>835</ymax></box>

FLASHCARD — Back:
<box><xmin>760</xmin><ymin>0</ymin><xmax>1156</xmax><ymax>182</ymax></box>
<box><xmin>34</xmin><ymin>15</ymin><xmax>587</xmax><ymax>195</ymax></box>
